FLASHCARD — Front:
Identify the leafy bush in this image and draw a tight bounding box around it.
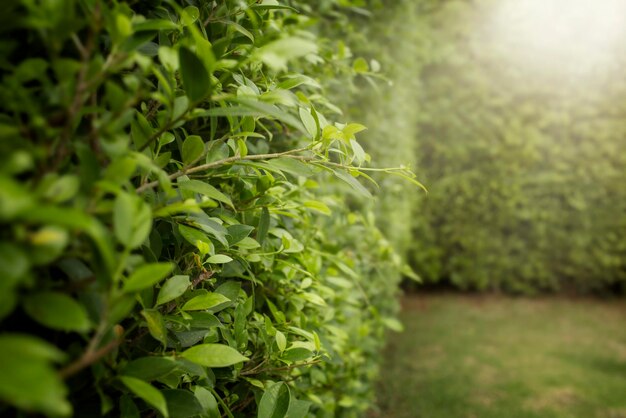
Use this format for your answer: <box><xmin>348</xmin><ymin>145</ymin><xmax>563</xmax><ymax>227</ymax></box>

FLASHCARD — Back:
<box><xmin>0</xmin><ymin>1</ymin><xmax>411</xmax><ymax>416</ymax></box>
<box><xmin>406</xmin><ymin>0</ymin><xmax>626</xmax><ymax>293</ymax></box>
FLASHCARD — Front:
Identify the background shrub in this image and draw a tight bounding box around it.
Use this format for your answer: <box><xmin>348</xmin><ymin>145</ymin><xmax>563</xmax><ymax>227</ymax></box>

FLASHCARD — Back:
<box><xmin>403</xmin><ymin>0</ymin><xmax>626</xmax><ymax>293</ymax></box>
<box><xmin>0</xmin><ymin>1</ymin><xmax>412</xmax><ymax>416</ymax></box>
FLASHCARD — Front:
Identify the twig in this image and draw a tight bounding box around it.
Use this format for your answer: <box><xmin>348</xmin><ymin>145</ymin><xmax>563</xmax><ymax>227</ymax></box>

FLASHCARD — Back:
<box><xmin>135</xmin><ymin>147</ymin><xmax>311</xmax><ymax>193</ymax></box>
<box><xmin>239</xmin><ymin>359</ymin><xmax>321</xmax><ymax>376</ymax></box>
<box><xmin>52</xmin><ymin>3</ymin><xmax>101</xmax><ymax>169</ymax></box>
<box><xmin>59</xmin><ymin>336</ymin><xmax>122</xmax><ymax>379</ymax></box>
<box><xmin>192</xmin><ymin>270</ymin><xmax>214</xmax><ymax>288</ymax></box>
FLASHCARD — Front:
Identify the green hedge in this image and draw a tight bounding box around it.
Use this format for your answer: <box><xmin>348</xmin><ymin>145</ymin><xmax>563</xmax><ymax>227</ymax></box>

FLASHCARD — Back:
<box><xmin>0</xmin><ymin>1</ymin><xmax>411</xmax><ymax>416</ymax></box>
<box><xmin>406</xmin><ymin>0</ymin><xmax>626</xmax><ymax>293</ymax></box>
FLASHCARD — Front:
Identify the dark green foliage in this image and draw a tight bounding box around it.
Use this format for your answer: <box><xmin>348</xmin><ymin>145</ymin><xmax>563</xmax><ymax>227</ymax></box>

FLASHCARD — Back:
<box><xmin>0</xmin><ymin>1</ymin><xmax>408</xmax><ymax>416</ymax></box>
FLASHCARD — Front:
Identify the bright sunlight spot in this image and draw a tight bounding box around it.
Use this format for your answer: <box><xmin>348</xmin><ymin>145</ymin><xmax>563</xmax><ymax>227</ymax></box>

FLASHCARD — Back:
<box><xmin>482</xmin><ymin>0</ymin><xmax>626</xmax><ymax>79</ymax></box>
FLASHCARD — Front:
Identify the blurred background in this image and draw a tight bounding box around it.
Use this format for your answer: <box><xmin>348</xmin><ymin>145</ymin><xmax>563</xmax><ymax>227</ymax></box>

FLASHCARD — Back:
<box><xmin>341</xmin><ymin>0</ymin><xmax>626</xmax><ymax>294</ymax></box>
<box><xmin>330</xmin><ymin>0</ymin><xmax>626</xmax><ymax>416</ymax></box>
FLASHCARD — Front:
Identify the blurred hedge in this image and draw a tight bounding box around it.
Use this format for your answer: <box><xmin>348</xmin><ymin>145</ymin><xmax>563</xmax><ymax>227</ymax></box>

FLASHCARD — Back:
<box><xmin>0</xmin><ymin>1</ymin><xmax>411</xmax><ymax>416</ymax></box>
<box><xmin>406</xmin><ymin>1</ymin><xmax>626</xmax><ymax>293</ymax></box>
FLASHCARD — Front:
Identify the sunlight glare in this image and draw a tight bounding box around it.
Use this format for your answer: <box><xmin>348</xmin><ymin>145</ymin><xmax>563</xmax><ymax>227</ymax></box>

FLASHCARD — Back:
<box><xmin>483</xmin><ymin>0</ymin><xmax>626</xmax><ymax>79</ymax></box>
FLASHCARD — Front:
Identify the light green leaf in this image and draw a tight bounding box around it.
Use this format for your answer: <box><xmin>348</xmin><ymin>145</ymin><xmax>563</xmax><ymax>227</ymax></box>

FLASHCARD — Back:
<box><xmin>120</xmin><ymin>376</ymin><xmax>169</xmax><ymax>418</ymax></box>
<box><xmin>353</xmin><ymin>57</ymin><xmax>369</xmax><ymax>73</ymax></box>
<box><xmin>178</xmin><ymin>224</ymin><xmax>215</xmax><ymax>255</ymax></box>
<box><xmin>23</xmin><ymin>292</ymin><xmax>90</xmax><ymax>332</ymax></box>
<box><xmin>281</xmin><ymin>347</ymin><xmax>313</xmax><ymax>363</ymax></box>
<box><xmin>182</xmin><ymin>293</ymin><xmax>230</xmax><ymax>311</ymax></box>
<box><xmin>114</xmin><ymin>192</ymin><xmax>153</xmax><ymax>249</ymax></box>
<box><xmin>299</xmin><ymin>107</ymin><xmax>318</xmax><ymax>138</ymax></box>
<box><xmin>342</xmin><ymin>123</ymin><xmax>367</xmax><ymax>138</ymax></box>
<box><xmin>303</xmin><ymin>200</ymin><xmax>331</xmax><ymax>215</ymax></box>
<box><xmin>275</xmin><ymin>331</ymin><xmax>286</xmax><ymax>352</ymax></box>
<box><xmin>180</xmin><ymin>344</ymin><xmax>248</xmax><ymax>367</ymax></box>
<box><xmin>265</xmin><ymin>158</ymin><xmax>315</xmax><ymax>178</ymax></box>
<box><xmin>258</xmin><ymin>382</ymin><xmax>291</xmax><ymax>418</ymax></box>
<box><xmin>287</xmin><ymin>399</ymin><xmax>311</xmax><ymax>418</ymax></box>
<box><xmin>141</xmin><ymin>309</ymin><xmax>168</xmax><ymax>346</ymax></box>
<box><xmin>333</xmin><ymin>170</ymin><xmax>372</xmax><ymax>198</ymax></box>
<box><xmin>123</xmin><ymin>263</ymin><xmax>174</xmax><ymax>293</ymax></box>
<box><xmin>134</xmin><ymin>19</ymin><xmax>179</xmax><ymax>32</ymax></box>
<box><xmin>0</xmin><ymin>334</ymin><xmax>70</xmax><ymax>416</ymax></box>
<box><xmin>193</xmin><ymin>386</ymin><xmax>219</xmax><ymax>418</ymax></box>
<box><xmin>178</xmin><ymin>180</ymin><xmax>233</xmax><ymax>207</ymax></box>
<box><xmin>156</xmin><ymin>275</ymin><xmax>190</xmax><ymax>306</ymax></box>
<box><xmin>205</xmin><ymin>254</ymin><xmax>233</xmax><ymax>264</ymax></box>
<box><xmin>255</xmin><ymin>38</ymin><xmax>317</xmax><ymax>71</ymax></box>
<box><xmin>181</xmin><ymin>6</ymin><xmax>199</xmax><ymax>26</ymax></box>
<box><xmin>182</xmin><ymin>135</ymin><xmax>205</xmax><ymax>165</ymax></box>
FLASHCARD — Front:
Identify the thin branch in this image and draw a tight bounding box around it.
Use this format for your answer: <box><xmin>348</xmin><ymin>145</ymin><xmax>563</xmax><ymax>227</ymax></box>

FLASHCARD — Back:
<box><xmin>59</xmin><ymin>336</ymin><xmax>122</xmax><ymax>379</ymax></box>
<box><xmin>135</xmin><ymin>147</ymin><xmax>311</xmax><ymax>193</ymax></box>
<box><xmin>138</xmin><ymin>108</ymin><xmax>190</xmax><ymax>152</ymax></box>
<box><xmin>239</xmin><ymin>359</ymin><xmax>321</xmax><ymax>376</ymax></box>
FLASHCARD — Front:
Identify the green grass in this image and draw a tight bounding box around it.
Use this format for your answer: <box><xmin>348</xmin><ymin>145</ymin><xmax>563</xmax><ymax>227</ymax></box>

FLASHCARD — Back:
<box><xmin>372</xmin><ymin>294</ymin><xmax>626</xmax><ymax>418</ymax></box>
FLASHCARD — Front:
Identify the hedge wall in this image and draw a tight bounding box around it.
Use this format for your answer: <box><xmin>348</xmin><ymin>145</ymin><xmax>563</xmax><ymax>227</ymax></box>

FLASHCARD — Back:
<box><xmin>0</xmin><ymin>1</ymin><xmax>412</xmax><ymax>416</ymax></box>
<box><xmin>406</xmin><ymin>0</ymin><xmax>626</xmax><ymax>293</ymax></box>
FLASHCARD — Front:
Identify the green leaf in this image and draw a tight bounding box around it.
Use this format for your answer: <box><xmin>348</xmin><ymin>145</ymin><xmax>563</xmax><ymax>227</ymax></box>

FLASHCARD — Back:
<box><xmin>178</xmin><ymin>180</ymin><xmax>233</xmax><ymax>207</ymax></box>
<box><xmin>236</xmin><ymin>99</ymin><xmax>307</xmax><ymax>134</ymax></box>
<box><xmin>180</xmin><ymin>344</ymin><xmax>249</xmax><ymax>367</ymax></box>
<box><xmin>179</xmin><ymin>47</ymin><xmax>211</xmax><ymax>102</ymax></box>
<box><xmin>114</xmin><ymin>192</ymin><xmax>152</xmax><ymax>249</ymax></box>
<box><xmin>353</xmin><ymin>57</ymin><xmax>369</xmax><ymax>73</ymax></box>
<box><xmin>250</xmin><ymin>4</ymin><xmax>299</xmax><ymax>12</ymax></box>
<box><xmin>120</xmin><ymin>376</ymin><xmax>169</xmax><ymax>418</ymax></box>
<box><xmin>133</xmin><ymin>19</ymin><xmax>179</xmax><ymax>32</ymax></box>
<box><xmin>222</xmin><ymin>20</ymin><xmax>254</xmax><ymax>42</ymax></box>
<box><xmin>226</xmin><ymin>224</ymin><xmax>255</xmax><ymax>245</ymax></box>
<box><xmin>17</xmin><ymin>205</ymin><xmax>116</xmax><ymax>274</ymax></box>
<box><xmin>120</xmin><ymin>395</ymin><xmax>140</xmax><ymax>418</ymax></box>
<box><xmin>182</xmin><ymin>293</ymin><xmax>230</xmax><ymax>311</ymax></box>
<box><xmin>299</xmin><ymin>107</ymin><xmax>318</xmax><ymax>138</ymax></box>
<box><xmin>258</xmin><ymin>382</ymin><xmax>291</xmax><ymax>418</ymax></box>
<box><xmin>122</xmin><ymin>357</ymin><xmax>178</xmax><ymax>381</ymax></box>
<box><xmin>193</xmin><ymin>386</ymin><xmax>219</xmax><ymax>418</ymax></box>
<box><xmin>206</xmin><ymin>254</ymin><xmax>233</xmax><ymax>264</ymax></box>
<box><xmin>163</xmin><ymin>389</ymin><xmax>204</xmax><ymax>418</ymax></box>
<box><xmin>178</xmin><ymin>224</ymin><xmax>215</xmax><ymax>255</ymax></box>
<box><xmin>141</xmin><ymin>309</ymin><xmax>168</xmax><ymax>346</ymax></box>
<box><xmin>0</xmin><ymin>243</ymin><xmax>29</xmax><ymax>288</ymax></box>
<box><xmin>342</xmin><ymin>123</ymin><xmax>367</xmax><ymax>138</ymax></box>
<box><xmin>257</xmin><ymin>207</ymin><xmax>270</xmax><ymax>244</ymax></box>
<box><xmin>275</xmin><ymin>331</ymin><xmax>287</xmax><ymax>352</ymax></box>
<box><xmin>131</xmin><ymin>111</ymin><xmax>153</xmax><ymax>150</ymax></box>
<box><xmin>281</xmin><ymin>347</ymin><xmax>313</xmax><ymax>363</ymax></box>
<box><xmin>181</xmin><ymin>6</ymin><xmax>199</xmax><ymax>26</ymax></box>
<box><xmin>333</xmin><ymin>169</ymin><xmax>372</xmax><ymax>198</ymax></box>
<box><xmin>265</xmin><ymin>158</ymin><xmax>315</xmax><ymax>178</ymax></box>
<box><xmin>156</xmin><ymin>275</ymin><xmax>190</xmax><ymax>306</ymax></box>
<box><xmin>0</xmin><ymin>335</ymin><xmax>70</xmax><ymax>416</ymax></box>
<box><xmin>182</xmin><ymin>135</ymin><xmax>205</xmax><ymax>165</ymax></box>
<box><xmin>123</xmin><ymin>263</ymin><xmax>174</xmax><ymax>293</ymax></box>
<box><xmin>303</xmin><ymin>200</ymin><xmax>331</xmax><ymax>215</ymax></box>
<box><xmin>287</xmin><ymin>399</ymin><xmax>311</xmax><ymax>418</ymax></box>
<box><xmin>23</xmin><ymin>292</ymin><xmax>90</xmax><ymax>332</ymax></box>
<box><xmin>255</xmin><ymin>37</ymin><xmax>317</xmax><ymax>71</ymax></box>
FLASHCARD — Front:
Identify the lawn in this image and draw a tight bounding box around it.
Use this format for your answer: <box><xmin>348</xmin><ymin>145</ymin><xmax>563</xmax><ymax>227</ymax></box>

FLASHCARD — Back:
<box><xmin>371</xmin><ymin>294</ymin><xmax>626</xmax><ymax>418</ymax></box>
